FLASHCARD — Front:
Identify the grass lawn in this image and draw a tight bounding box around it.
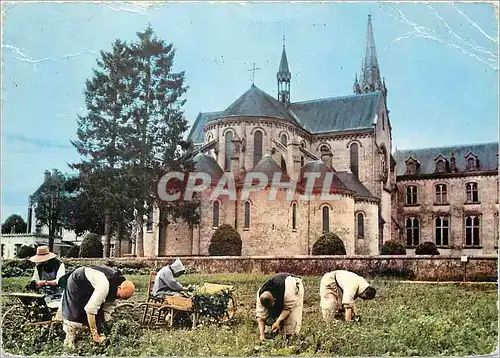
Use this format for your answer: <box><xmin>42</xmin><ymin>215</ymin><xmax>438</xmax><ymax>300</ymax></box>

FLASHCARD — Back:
<box><xmin>1</xmin><ymin>273</ymin><xmax>498</xmax><ymax>356</ymax></box>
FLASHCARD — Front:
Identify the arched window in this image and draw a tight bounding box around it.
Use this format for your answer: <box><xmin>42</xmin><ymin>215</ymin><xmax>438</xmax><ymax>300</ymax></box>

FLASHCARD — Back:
<box><xmin>436</xmin><ymin>159</ymin><xmax>446</xmax><ymax>173</ymax></box>
<box><xmin>253</xmin><ymin>131</ymin><xmax>263</xmax><ymax>166</ymax></box>
<box><xmin>405</xmin><ymin>185</ymin><xmax>418</xmax><ymax>205</ymax></box>
<box><xmin>465</xmin><ymin>215</ymin><xmax>480</xmax><ymax>246</ymax></box>
<box><xmin>465</xmin><ymin>182</ymin><xmax>479</xmax><ymax>203</ymax></box>
<box><xmin>406</xmin><ymin>217</ymin><xmax>420</xmax><ymax>246</ymax></box>
<box><xmin>357</xmin><ymin>213</ymin><xmax>364</xmax><ymax>239</ymax></box>
<box><xmin>435</xmin><ymin>184</ymin><xmax>448</xmax><ymax>204</ymax></box>
<box><xmin>466</xmin><ymin>157</ymin><xmax>476</xmax><ymax>170</ymax></box>
<box><xmin>146</xmin><ymin>210</ymin><xmax>154</xmax><ymax>232</ymax></box>
<box><xmin>224</xmin><ymin>131</ymin><xmax>233</xmax><ymax>171</ymax></box>
<box><xmin>292</xmin><ymin>203</ymin><xmax>297</xmax><ymax>230</ymax></box>
<box><xmin>281</xmin><ymin>134</ymin><xmax>288</xmax><ymax>146</ymax></box>
<box><xmin>300</xmin><ymin>141</ymin><xmax>306</xmax><ymax>149</ymax></box>
<box><xmin>212</xmin><ymin>201</ymin><xmax>220</xmax><ymax>227</ymax></box>
<box><xmin>281</xmin><ymin>155</ymin><xmax>287</xmax><ymax>173</ymax></box>
<box><xmin>435</xmin><ymin>216</ymin><xmax>449</xmax><ymax>246</ymax></box>
<box><xmin>244</xmin><ymin>202</ymin><xmax>251</xmax><ymax>229</ymax></box>
<box><xmin>322</xmin><ymin>206</ymin><xmax>330</xmax><ymax>233</ymax></box>
<box><xmin>350</xmin><ymin>143</ymin><xmax>359</xmax><ymax>177</ymax></box>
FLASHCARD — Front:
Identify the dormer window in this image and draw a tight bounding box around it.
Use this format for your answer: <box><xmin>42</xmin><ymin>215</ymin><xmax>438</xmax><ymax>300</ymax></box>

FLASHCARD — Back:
<box><xmin>465</xmin><ymin>151</ymin><xmax>479</xmax><ymax>171</ymax></box>
<box><xmin>434</xmin><ymin>154</ymin><xmax>448</xmax><ymax>173</ymax></box>
<box><xmin>404</xmin><ymin>156</ymin><xmax>420</xmax><ymax>175</ymax></box>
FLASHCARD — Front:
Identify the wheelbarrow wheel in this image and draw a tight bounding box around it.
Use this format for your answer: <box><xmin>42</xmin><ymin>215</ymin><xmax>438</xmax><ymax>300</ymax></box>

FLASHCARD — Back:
<box><xmin>112</xmin><ymin>303</ymin><xmax>143</xmax><ymax>323</ymax></box>
<box><xmin>2</xmin><ymin>305</ymin><xmax>27</xmax><ymax>332</ymax></box>
<box><xmin>223</xmin><ymin>295</ymin><xmax>237</xmax><ymax>321</ymax></box>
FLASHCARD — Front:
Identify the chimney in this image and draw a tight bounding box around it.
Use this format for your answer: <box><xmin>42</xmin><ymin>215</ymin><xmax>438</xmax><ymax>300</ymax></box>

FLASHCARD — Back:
<box><xmin>450</xmin><ymin>152</ymin><xmax>456</xmax><ymax>172</ymax></box>
<box><xmin>44</xmin><ymin>170</ymin><xmax>51</xmax><ymax>182</ymax></box>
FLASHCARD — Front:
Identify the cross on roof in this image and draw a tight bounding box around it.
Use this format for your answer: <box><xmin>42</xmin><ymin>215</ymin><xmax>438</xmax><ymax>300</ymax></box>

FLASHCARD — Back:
<box><xmin>248</xmin><ymin>62</ymin><xmax>260</xmax><ymax>84</ymax></box>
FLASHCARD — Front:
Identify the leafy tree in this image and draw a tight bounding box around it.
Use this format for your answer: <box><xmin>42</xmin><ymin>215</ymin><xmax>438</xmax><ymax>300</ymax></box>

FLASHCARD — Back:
<box><xmin>312</xmin><ymin>233</ymin><xmax>347</xmax><ymax>255</ymax></box>
<box><xmin>79</xmin><ymin>233</ymin><xmax>104</xmax><ymax>258</ymax></box>
<box><xmin>380</xmin><ymin>240</ymin><xmax>407</xmax><ymax>255</ymax></box>
<box><xmin>16</xmin><ymin>245</ymin><xmax>36</xmax><ymax>259</ymax></box>
<box><xmin>65</xmin><ymin>245</ymin><xmax>80</xmax><ymax>258</ymax></box>
<box><xmin>1</xmin><ymin>214</ymin><xmax>27</xmax><ymax>234</ymax></box>
<box><xmin>31</xmin><ymin>170</ymin><xmax>73</xmax><ymax>251</ymax></box>
<box><xmin>209</xmin><ymin>224</ymin><xmax>242</xmax><ymax>256</ymax></box>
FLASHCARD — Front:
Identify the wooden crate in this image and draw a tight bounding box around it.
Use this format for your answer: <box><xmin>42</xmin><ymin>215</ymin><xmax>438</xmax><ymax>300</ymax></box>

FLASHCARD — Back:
<box><xmin>163</xmin><ymin>296</ymin><xmax>193</xmax><ymax>311</ymax></box>
<box><xmin>198</xmin><ymin>283</ymin><xmax>234</xmax><ymax>294</ymax></box>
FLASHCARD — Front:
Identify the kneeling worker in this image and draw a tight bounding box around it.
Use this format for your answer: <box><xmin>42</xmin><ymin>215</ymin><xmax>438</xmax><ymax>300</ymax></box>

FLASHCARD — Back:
<box><xmin>151</xmin><ymin>258</ymin><xmax>188</xmax><ymax>298</ymax></box>
<box><xmin>256</xmin><ymin>273</ymin><xmax>304</xmax><ymax>341</ymax></box>
<box><xmin>61</xmin><ymin>265</ymin><xmax>135</xmax><ymax>346</ymax></box>
<box><xmin>320</xmin><ymin>270</ymin><xmax>376</xmax><ymax>323</ymax></box>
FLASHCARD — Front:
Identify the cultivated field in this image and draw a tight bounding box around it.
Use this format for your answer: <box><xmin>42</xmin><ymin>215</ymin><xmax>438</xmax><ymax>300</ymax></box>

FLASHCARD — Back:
<box><xmin>1</xmin><ymin>273</ymin><xmax>498</xmax><ymax>356</ymax></box>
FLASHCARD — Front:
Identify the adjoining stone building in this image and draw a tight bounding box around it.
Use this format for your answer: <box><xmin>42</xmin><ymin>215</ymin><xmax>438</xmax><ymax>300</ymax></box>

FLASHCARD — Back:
<box><xmin>392</xmin><ymin>143</ymin><xmax>499</xmax><ymax>255</ymax></box>
<box><xmin>143</xmin><ymin>15</ymin><xmax>393</xmax><ymax>256</ymax></box>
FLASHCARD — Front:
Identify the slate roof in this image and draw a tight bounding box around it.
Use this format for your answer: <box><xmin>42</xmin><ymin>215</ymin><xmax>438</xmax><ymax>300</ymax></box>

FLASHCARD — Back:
<box><xmin>299</xmin><ymin>161</ymin><xmax>350</xmax><ymax>193</ymax></box>
<box><xmin>193</xmin><ymin>152</ymin><xmax>223</xmax><ymax>182</ymax></box>
<box><xmin>222</xmin><ymin>85</ymin><xmax>297</xmax><ymax>123</ymax></box>
<box><xmin>289</xmin><ymin>92</ymin><xmax>381</xmax><ymax>133</ymax></box>
<box><xmin>336</xmin><ymin>171</ymin><xmax>377</xmax><ymax>200</ymax></box>
<box><xmin>187</xmin><ymin>111</ymin><xmax>224</xmax><ymax>144</ymax></box>
<box><xmin>186</xmin><ymin>88</ymin><xmax>382</xmax><ymax>144</ymax></box>
<box><xmin>249</xmin><ymin>154</ymin><xmax>290</xmax><ymax>183</ymax></box>
<box><xmin>394</xmin><ymin>142</ymin><xmax>498</xmax><ymax>175</ymax></box>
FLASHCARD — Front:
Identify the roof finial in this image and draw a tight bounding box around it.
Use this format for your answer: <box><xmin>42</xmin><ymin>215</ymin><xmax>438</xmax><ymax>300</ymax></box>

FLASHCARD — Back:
<box><xmin>283</xmin><ymin>28</ymin><xmax>286</xmax><ymax>48</ymax></box>
<box><xmin>248</xmin><ymin>62</ymin><xmax>260</xmax><ymax>85</ymax></box>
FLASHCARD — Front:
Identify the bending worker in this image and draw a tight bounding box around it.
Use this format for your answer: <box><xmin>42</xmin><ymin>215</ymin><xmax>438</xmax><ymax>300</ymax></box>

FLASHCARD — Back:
<box><xmin>319</xmin><ymin>270</ymin><xmax>376</xmax><ymax>322</ymax></box>
<box><xmin>256</xmin><ymin>272</ymin><xmax>304</xmax><ymax>341</ymax></box>
<box><xmin>60</xmin><ymin>265</ymin><xmax>135</xmax><ymax>347</ymax></box>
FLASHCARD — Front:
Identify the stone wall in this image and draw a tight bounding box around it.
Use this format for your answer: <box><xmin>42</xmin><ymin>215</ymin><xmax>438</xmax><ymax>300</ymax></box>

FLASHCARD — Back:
<box><xmin>58</xmin><ymin>255</ymin><xmax>498</xmax><ymax>282</ymax></box>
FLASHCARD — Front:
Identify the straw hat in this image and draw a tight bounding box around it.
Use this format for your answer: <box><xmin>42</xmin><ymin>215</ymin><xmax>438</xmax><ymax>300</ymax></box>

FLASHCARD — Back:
<box><xmin>28</xmin><ymin>246</ymin><xmax>57</xmax><ymax>263</ymax></box>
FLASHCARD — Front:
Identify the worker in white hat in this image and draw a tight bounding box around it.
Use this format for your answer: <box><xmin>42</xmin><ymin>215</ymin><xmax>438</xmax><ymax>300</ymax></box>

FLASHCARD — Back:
<box><xmin>27</xmin><ymin>245</ymin><xmax>66</xmax><ymax>290</ymax></box>
<box><xmin>151</xmin><ymin>258</ymin><xmax>188</xmax><ymax>298</ymax></box>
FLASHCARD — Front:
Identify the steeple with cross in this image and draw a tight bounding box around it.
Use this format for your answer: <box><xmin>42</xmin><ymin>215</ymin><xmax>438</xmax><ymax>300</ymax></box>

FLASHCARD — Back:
<box><xmin>277</xmin><ymin>29</ymin><xmax>291</xmax><ymax>106</ymax></box>
<box><xmin>248</xmin><ymin>62</ymin><xmax>260</xmax><ymax>85</ymax></box>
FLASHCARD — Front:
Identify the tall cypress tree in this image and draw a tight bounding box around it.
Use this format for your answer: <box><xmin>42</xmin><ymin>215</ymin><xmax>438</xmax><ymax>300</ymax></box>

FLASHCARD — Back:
<box><xmin>71</xmin><ymin>39</ymin><xmax>134</xmax><ymax>257</ymax></box>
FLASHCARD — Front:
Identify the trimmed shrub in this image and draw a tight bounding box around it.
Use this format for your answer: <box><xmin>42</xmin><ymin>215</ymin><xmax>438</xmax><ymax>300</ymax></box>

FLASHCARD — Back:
<box><xmin>65</xmin><ymin>245</ymin><xmax>80</xmax><ymax>258</ymax></box>
<box><xmin>1</xmin><ymin>259</ymin><xmax>35</xmax><ymax>278</ymax></box>
<box><xmin>79</xmin><ymin>233</ymin><xmax>103</xmax><ymax>258</ymax></box>
<box><xmin>380</xmin><ymin>240</ymin><xmax>407</xmax><ymax>255</ymax></box>
<box><xmin>209</xmin><ymin>224</ymin><xmax>242</xmax><ymax>256</ymax></box>
<box><xmin>312</xmin><ymin>233</ymin><xmax>346</xmax><ymax>255</ymax></box>
<box><xmin>16</xmin><ymin>245</ymin><xmax>36</xmax><ymax>259</ymax></box>
<box><xmin>415</xmin><ymin>241</ymin><xmax>440</xmax><ymax>255</ymax></box>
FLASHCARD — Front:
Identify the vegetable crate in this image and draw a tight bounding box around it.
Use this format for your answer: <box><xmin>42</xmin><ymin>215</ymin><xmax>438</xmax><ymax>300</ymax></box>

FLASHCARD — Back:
<box><xmin>138</xmin><ymin>271</ymin><xmax>237</xmax><ymax>329</ymax></box>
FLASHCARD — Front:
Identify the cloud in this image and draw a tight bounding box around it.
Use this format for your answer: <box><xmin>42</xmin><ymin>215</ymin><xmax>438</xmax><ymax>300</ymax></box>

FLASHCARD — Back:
<box><xmin>5</xmin><ymin>134</ymin><xmax>73</xmax><ymax>149</ymax></box>
<box><xmin>2</xmin><ymin>44</ymin><xmax>98</xmax><ymax>65</ymax></box>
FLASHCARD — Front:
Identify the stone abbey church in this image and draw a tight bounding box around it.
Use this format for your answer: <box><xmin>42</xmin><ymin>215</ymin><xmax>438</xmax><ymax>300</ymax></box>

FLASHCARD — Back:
<box><xmin>142</xmin><ymin>15</ymin><xmax>498</xmax><ymax>257</ymax></box>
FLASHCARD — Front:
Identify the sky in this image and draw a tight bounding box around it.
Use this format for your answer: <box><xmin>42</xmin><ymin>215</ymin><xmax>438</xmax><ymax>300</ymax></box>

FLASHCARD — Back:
<box><xmin>1</xmin><ymin>1</ymin><xmax>498</xmax><ymax>222</ymax></box>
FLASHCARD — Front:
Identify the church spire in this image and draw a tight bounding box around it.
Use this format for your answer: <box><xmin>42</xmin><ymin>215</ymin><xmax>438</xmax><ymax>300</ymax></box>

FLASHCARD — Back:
<box><xmin>277</xmin><ymin>31</ymin><xmax>291</xmax><ymax>105</ymax></box>
<box><xmin>353</xmin><ymin>74</ymin><xmax>361</xmax><ymax>94</ymax></box>
<box><xmin>355</xmin><ymin>14</ymin><xmax>383</xmax><ymax>94</ymax></box>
